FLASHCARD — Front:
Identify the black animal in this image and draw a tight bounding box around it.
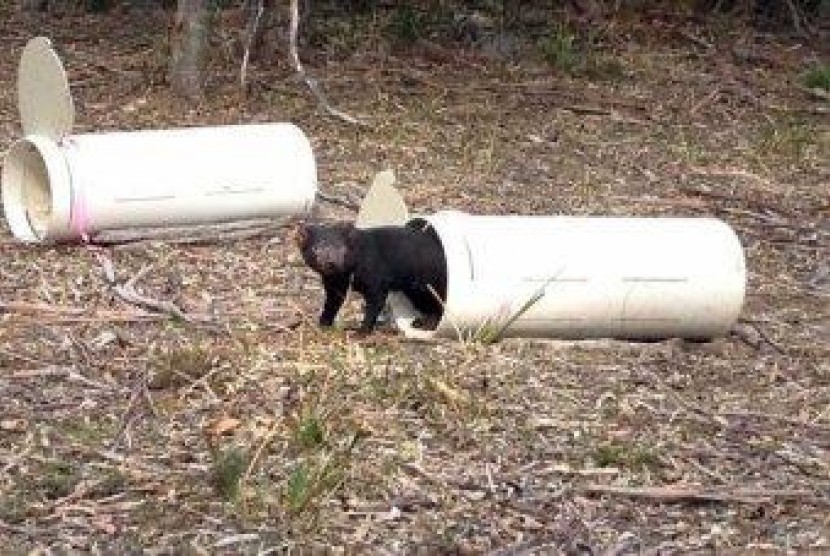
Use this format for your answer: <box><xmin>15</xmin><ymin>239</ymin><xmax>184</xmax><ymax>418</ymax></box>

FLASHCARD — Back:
<box><xmin>296</xmin><ymin>221</ymin><xmax>447</xmax><ymax>334</ymax></box>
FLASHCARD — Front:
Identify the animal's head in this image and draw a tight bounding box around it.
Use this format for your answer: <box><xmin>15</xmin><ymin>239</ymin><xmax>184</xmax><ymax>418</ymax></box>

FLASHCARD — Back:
<box><xmin>295</xmin><ymin>221</ymin><xmax>359</xmax><ymax>276</ymax></box>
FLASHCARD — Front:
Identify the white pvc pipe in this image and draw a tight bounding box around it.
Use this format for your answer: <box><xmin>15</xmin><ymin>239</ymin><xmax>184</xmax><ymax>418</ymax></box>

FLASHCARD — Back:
<box><xmin>391</xmin><ymin>211</ymin><xmax>746</xmax><ymax>341</ymax></box>
<box><xmin>2</xmin><ymin>123</ymin><xmax>317</xmax><ymax>242</ymax></box>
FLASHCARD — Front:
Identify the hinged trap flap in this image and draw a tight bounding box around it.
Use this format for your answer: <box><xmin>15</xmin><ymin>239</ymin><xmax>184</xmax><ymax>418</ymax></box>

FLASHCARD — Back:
<box><xmin>18</xmin><ymin>36</ymin><xmax>74</xmax><ymax>142</ymax></box>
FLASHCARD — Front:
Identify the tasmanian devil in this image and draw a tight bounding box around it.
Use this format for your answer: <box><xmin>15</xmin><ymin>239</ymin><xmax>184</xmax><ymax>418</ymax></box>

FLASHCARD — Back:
<box><xmin>296</xmin><ymin>221</ymin><xmax>447</xmax><ymax>334</ymax></box>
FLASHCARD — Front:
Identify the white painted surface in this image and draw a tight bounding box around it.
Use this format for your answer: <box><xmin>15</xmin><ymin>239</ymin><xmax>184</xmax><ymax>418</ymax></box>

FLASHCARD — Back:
<box><xmin>2</xmin><ymin>123</ymin><xmax>317</xmax><ymax>242</ymax></box>
<box><xmin>391</xmin><ymin>211</ymin><xmax>746</xmax><ymax>341</ymax></box>
<box><xmin>18</xmin><ymin>36</ymin><xmax>74</xmax><ymax>141</ymax></box>
<box><xmin>3</xmin><ymin>36</ymin><xmax>317</xmax><ymax>243</ymax></box>
<box><xmin>355</xmin><ymin>169</ymin><xmax>408</xmax><ymax>229</ymax></box>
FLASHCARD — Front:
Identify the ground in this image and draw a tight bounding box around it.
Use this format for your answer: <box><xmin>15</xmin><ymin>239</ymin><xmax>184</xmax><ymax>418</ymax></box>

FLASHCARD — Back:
<box><xmin>0</xmin><ymin>3</ymin><xmax>828</xmax><ymax>554</ymax></box>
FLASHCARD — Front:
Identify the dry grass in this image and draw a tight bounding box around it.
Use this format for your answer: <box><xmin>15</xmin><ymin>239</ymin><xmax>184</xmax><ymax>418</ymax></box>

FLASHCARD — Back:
<box><xmin>0</xmin><ymin>3</ymin><xmax>828</xmax><ymax>553</ymax></box>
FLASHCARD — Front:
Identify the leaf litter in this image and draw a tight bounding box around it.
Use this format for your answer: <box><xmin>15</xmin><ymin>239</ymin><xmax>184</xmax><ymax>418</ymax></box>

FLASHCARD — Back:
<box><xmin>0</xmin><ymin>3</ymin><xmax>828</xmax><ymax>553</ymax></box>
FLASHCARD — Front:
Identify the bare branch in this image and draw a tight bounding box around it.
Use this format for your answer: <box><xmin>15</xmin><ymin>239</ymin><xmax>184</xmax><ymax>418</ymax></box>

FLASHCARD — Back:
<box><xmin>240</xmin><ymin>0</ymin><xmax>265</xmax><ymax>88</ymax></box>
<box><xmin>92</xmin><ymin>250</ymin><xmax>213</xmax><ymax>325</ymax></box>
<box><xmin>315</xmin><ymin>190</ymin><xmax>360</xmax><ymax>212</ymax></box>
<box><xmin>287</xmin><ymin>0</ymin><xmax>367</xmax><ymax>127</ymax></box>
<box><xmin>583</xmin><ymin>484</ymin><xmax>819</xmax><ymax>505</ymax></box>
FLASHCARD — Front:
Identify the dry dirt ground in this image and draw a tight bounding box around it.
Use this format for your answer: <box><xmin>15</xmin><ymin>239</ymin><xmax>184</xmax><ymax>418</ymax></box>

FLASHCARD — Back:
<box><xmin>0</xmin><ymin>3</ymin><xmax>828</xmax><ymax>554</ymax></box>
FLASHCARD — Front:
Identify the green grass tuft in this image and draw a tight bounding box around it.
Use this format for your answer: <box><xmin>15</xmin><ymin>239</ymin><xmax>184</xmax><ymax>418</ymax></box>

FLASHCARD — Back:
<box><xmin>210</xmin><ymin>447</ymin><xmax>248</xmax><ymax>502</ymax></box>
<box><xmin>802</xmin><ymin>64</ymin><xmax>830</xmax><ymax>91</ymax></box>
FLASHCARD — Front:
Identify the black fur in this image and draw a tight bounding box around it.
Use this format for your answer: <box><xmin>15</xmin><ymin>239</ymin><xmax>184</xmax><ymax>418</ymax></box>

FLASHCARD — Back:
<box><xmin>297</xmin><ymin>221</ymin><xmax>447</xmax><ymax>333</ymax></box>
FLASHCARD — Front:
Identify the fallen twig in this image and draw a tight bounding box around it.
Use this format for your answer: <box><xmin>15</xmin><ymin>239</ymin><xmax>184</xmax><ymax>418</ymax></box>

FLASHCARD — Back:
<box><xmin>784</xmin><ymin>0</ymin><xmax>809</xmax><ymax>36</ymax></box>
<box><xmin>5</xmin><ymin>366</ymin><xmax>121</xmax><ymax>392</ymax></box>
<box><xmin>93</xmin><ymin>250</ymin><xmax>211</xmax><ymax>324</ymax></box>
<box><xmin>561</xmin><ymin>104</ymin><xmax>649</xmax><ymax>125</ymax></box>
<box><xmin>316</xmin><ymin>190</ymin><xmax>360</xmax><ymax>212</ymax></box>
<box><xmin>7</xmin><ymin>313</ymin><xmax>182</xmax><ymax>325</ymax></box>
<box><xmin>214</xmin><ymin>533</ymin><xmax>261</xmax><ymax>549</ymax></box>
<box><xmin>240</xmin><ymin>0</ymin><xmax>265</xmax><ymax>88</ymax></box>
<box><xmin>7</xmin><ymin>366</ymin><xmax>75</xmax><ymax>380</ymax></box>
<box><xmin>690</xmin><ymin>87</ymin><xmax>721</xmax><ymax>116</ymax></box>
<box><xmin>89</xmin><ymin>219</ymin><xmax>287</xmax><ymax>248</ymax></box>
<box><xmin>0</xmin><ymin>519</ymin><xmax>50</xmax><ymax>537</ymax></box>
<box><xmin>0</xmin><ymin>301</ymin><xmax>85</xmax><ymax>315</ymax></box>
<box><xmin>725</xmin><ymin>409</ymin><xmax>830</xmax><ymax>433</ymax></box>
<box><xmin>737</xmin><ymin>319</ymin><xmax>786</xmax><ymax>355</ymax></box>
<box><xmin>108</xmin><ymin>370</ymin><xmax>151</xmax><ymax>453</ymax></box>
<box><xmin>583</xmin><ymin>484</ymin><xmax>817</xmax><ymax>505</ymax></box>
<box><xmin>288</xmin><ymin>0</ymin><xmax>367</xmax><ymax>127</ymax></box>
<box><xmin>684</xmin><ymin>166</ymin><xmax>778</xmax><ymax>193</ymax></box>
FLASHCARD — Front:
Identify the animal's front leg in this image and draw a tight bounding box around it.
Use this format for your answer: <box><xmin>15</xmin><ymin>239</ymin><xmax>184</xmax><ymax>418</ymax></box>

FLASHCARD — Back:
<box><xmin>358</xmin><ymin>286</ymin><xmax>389</xmax><ymax>334</ymax></box>
<box><xmin>320</xmin><ymin>274</ymin><xmax>349</xmax><ymax>327</ymax></box>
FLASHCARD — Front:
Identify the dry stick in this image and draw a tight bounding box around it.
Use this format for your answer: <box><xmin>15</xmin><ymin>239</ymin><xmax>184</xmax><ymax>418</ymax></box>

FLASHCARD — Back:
<box><xmin>562</xmin><ymin>104</ymin><xmax>649</xmax><ymax>126</ymax></box>
<box><xmin>0</xmin><ymin>347</ymin><xmax>47</xmax><ymax>366</ymax></box>
<box><xmin>770</xmin><ymin>447</ymin><xmax>830</xmax><ymax>480</ymax></box>
<box><xmin>684</xmin><ymin>167</ymin><xmax>779</xmax><ymax>193</ymax></box>
<box><xmin>316</xmin><ymin>191</ymin><xmax>360</xmax><ymax>212</ymax></box>
<box><xmin>690</xmin><ymin>87</ymin><xmax>721</xmax><ymax>116</ymax></box>
<box><xmin>0</xmin><ymin>519</ymin><xmax>49</xmax><ymax>537</ymax></box>
<box><xmin>10</xmin><ymin>365</ymin><xmax>123</xmax><ymax>392</ymax></box>
<box><xmin>0</xmin><ymin>300</ymin><xmax>174</xmax><ymax>323</ymax></box>
<box><xmin>738</xmin><ymin>319</ymin><xmax>786</xmax><ymax>355</ymax></box>
<box><xmin>107</xmin><ymin>370</ymin><xmax>150</xmax><ymax>453</ymax></box>
<box><xmin>240</xmin><ymin>0</ymin><xmax>265</xmax><ymax>88</ymax></box>
<box><xmin>160</xmin><ymin>224</ymin><xmax>283</xmax><ymax>246</ymax></box>
<box><xmin>784</xmin><ymin>0</ymin><xmax>808</xmax><ymax>36</ymax></box>
<box><xmin>717</xmin><ymin>206</ymin><xmax>824</xmax><ymax>236</ymax></box>
<box><xmin>125</xmin><ymin>263</ymin><xmax>156</xmax><ymax>291</ymax></box>
<box><xmin>0</xmin><ymin>300</ymin><xmax>85</xmax><ymax>315</ymax></box>
<box><xmin>91</xmin><ymin>220</ymin><xmax>286</xmax><ymax>248</ymax></box>
<box><xmin>9</xmin><ymin>313</ymin><xmax>175</xmax><ymax>325</ymax></box>
<box><xmin>582</xmin><ymin>485</ymin><xmax>815</xmax><ymax>505</ymax></box>
<box><xmin>287</xmin><ymin>0</ymin><xmax>366</xmax><ymax>127</ymax></box>
<box><xmin>93</xmin><ymin>250</ymin><xmax>210</xmax><ymax>324</ymax></box>
<box><xmin>730</xmin><ymin>323</ymin><xmax>763</xmax><ymax>351</ymax></box>
<box><xmin>7</xmin><ymin>366</ymin><xmax>74</xmax><ymax>380</ymax></box>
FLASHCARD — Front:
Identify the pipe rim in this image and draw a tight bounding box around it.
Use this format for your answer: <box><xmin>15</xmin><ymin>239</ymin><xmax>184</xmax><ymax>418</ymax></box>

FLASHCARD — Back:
<box><xmin>1</xmin><ymin>136</ymin><xmax>72</xmax><ymax>242</ymax></box>
<box><xmin>388</xmin><ymin>210</ymin><xmax>472</xmax><ymax>340</ymax></box>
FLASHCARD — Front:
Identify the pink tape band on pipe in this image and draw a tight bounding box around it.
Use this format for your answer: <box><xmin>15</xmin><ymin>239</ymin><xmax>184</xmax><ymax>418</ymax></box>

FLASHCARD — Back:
<box><xmin>70</xmin><ymin>193</ymin><xmax>90</xmax><ymax>242</ymax></box>
<box><xmin>64</xmin><ymin>138</ymin><xmax>91</xmax><ymax>242</ymax></box>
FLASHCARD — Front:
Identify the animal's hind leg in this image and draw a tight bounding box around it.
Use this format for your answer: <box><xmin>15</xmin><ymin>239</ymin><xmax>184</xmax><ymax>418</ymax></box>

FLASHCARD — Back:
<box><xmin>358</xmin><ymin>286</ymin><xmax>389</xmax><ymax>334</ymax></box>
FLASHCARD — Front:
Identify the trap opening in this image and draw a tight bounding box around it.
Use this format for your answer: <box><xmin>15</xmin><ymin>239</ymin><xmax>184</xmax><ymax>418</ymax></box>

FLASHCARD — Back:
<box><xmin>1</xmin><ymin>137</ymin><xmax>65</xmax><ymax>241</ymax></box>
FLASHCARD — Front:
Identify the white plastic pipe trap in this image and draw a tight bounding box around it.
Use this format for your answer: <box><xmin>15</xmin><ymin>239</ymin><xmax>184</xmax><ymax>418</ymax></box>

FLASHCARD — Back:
<box><xmin>2</xmin><ymin>124</ymin><xmax>317</xmax><ymax>242</ymax></box>
<box><xmin>390</xmin><ymin>211</ymin><xmax>746</xmax><ymax>341</ymax></box>
<box><xmin>2</xmin><ymin>37</ymin><xmax>317</xmax><ymax>243</ymax></box>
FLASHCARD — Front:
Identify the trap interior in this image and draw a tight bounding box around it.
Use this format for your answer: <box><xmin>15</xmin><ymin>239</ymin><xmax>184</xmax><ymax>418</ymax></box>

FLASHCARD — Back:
<box><xmin>1</xmin><ymin>136</ymin><xmax>72</xmax><ymax>241</ymax></box>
